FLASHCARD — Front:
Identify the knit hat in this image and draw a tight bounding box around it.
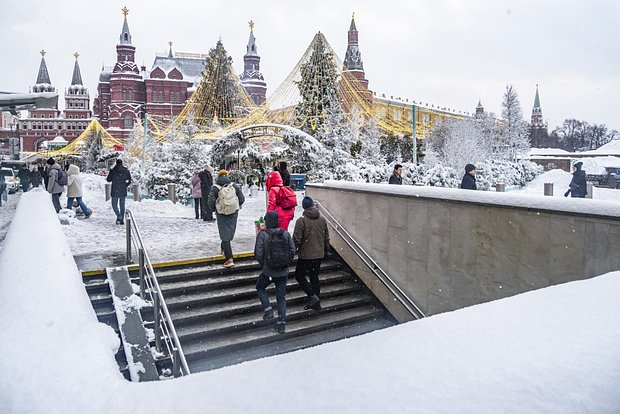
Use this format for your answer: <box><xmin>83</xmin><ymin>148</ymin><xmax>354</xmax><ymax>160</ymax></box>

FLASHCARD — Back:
<box><xmin>218</xmin><ymin>169</ymin><xmax>228</xmax><ymax>176</ymax></box>
<box><xmin>302</xmin><ymin>196</ymin><xmax>314</xmax><ymax>210</ymax></box>
<box><xmin>465</xmin><ymin>164</ymin><xmax>476</xmax><ymax>173</ymax></box>
<box><xmin>46</xmin><ymin>157</ymin><xmax>55</xmax><ymax>165</ymax></box>
<box><xmin>573</xmin><ymin>161</ymin><xmax>583</xmax><ymax>171</ymax></box>
<box><xmin>265</xmin><ymin>210</ymin><xmax>279</xmax><ymax>229</ymax></box>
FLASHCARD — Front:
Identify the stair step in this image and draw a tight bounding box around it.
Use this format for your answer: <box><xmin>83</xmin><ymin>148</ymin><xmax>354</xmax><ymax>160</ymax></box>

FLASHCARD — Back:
<box><xmin>189</xmin><ymin>317</ymin><xmax>395</xmax><ymax>372</ymax></box>
<box><xmin>175</xmin><ymin>291</ymin><xmax>374</xmax><ymax>341</ymax></box>
<box><xmin>163</xmin><ymin>271</ymin><xmax>352</xmax><ymax>309</ymax></box>
<box><xmin>182</xmin><ymin>305</ymin><xmax>386</xmax><ymax>360</ymax></box>
<box><xmin>170</xmin><ymin>280</ymin><xmax>364</xmax><ymax>326</ymax></box>
<box><xmin>155</xmin><ymin>259</ymin><xmax>343</xmax><ymax>288</ymax></box>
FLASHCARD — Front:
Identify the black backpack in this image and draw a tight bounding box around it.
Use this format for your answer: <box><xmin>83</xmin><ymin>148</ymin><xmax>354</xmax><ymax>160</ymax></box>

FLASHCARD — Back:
<box><xmin>57</xmin><ymin>169</ymin><xmax>68</xmax><ymax>186</ymax></box>
<box><xmin>265</xmin><ymin>229</ymin><xmax>292</xmax><ymax>269</ymax></box>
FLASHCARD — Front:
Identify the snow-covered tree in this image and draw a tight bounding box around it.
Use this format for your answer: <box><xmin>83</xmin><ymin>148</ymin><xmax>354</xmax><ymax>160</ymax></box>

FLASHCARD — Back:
<box><xmin>498</xmin><ymin>84</ymin><xmax>530</xmax><ymax>161</ymax></box>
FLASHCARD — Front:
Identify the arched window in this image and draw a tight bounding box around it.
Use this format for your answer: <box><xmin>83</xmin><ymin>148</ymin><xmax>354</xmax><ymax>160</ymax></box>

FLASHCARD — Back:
<box><xmin>124</xmin><ymin>115</ymin><xmax>133</xmax><ymax>129</ymax></box>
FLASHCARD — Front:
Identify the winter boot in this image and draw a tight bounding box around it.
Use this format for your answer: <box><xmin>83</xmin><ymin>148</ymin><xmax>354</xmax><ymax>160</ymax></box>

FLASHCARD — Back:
<box><xmin>262</xmin><ymin>308</ymin><xmax>275</xmax><ymax>320</ymax></box>
<box><xmin>274</xmin><ymin>321</ymin><xmax>286</xmax><ymax>334</ymax></box>
<box><xmin>304</xmin><ymin>295</ymin><xmax>321</xmax><ymax>311</ymax></box>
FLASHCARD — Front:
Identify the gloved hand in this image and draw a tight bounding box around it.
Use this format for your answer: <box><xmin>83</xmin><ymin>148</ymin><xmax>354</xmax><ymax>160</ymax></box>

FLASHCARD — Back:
<box><xmin>564</xmin><ymin>190</ymin><xmax>570</xmax><ymax>197</ymax></box>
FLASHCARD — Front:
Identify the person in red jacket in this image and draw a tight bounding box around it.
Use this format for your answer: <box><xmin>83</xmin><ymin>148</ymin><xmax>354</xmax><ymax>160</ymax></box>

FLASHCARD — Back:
<box><xmin>266</xmin><ymin>171</ymin><xmax>295</xmax><ymax>231</ymax></box>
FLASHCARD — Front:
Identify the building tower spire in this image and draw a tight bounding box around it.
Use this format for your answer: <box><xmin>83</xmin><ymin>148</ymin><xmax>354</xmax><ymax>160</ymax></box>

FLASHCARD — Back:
<box><xmin>168</xmin><ymin>41</ymin><xmax>174</xmax><ymax>58</ymax></box>
<box><xmin>531</xmin><ymin>84</ymin><xmax>543</xmax><ymax>127</ymax></box>
<box><xmin>343</xmin><ymin>12</ymin><xmax>364</xmax><ymax>71</ymax></box>
<box><xmin>119</xmin><ymin>7</ymin><xmax>132</xmax><ymax>45</ymax></box>
<box><xmin>71</xmin><ymin>52</ymin><xmax>83</xmax><ymax>86</ymax></box>
<box><xmin>239</xmin><ymin>20</ymin><xmax>267</xmax><ymax>105</ymax></box>
<box><xmin>475</xmin><ymin>99</ymin><xmax>484</xmax><ymax>117</ymax></box>
<box><xmin>33</xmin><ymin>49</ymin><xmax>54</xmax><ymax>93</ymax></box>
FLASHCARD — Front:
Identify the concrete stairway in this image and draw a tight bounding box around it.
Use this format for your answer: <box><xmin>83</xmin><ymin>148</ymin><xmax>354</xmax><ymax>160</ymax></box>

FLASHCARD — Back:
<box><xmin>83</xmin><ymin>254</ymin><xmax>397</xmax><ymax>376</ymax></box>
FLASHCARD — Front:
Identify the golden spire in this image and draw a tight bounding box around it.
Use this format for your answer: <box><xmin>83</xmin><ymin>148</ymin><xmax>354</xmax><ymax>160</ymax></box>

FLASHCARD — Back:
<box><xmin>352</xmin><ymin>12</ymin><xmax>355</xmax><ymax>20</ymax></box>
<box><xmin>122</xmin><ymin>6</ymin><xmax>129</xmax><ymax>18</ymax></box>
<box><xmin>73</xmin><ymin>52</ymin><xmax>79</xmax><ymax>60</ymax></box>
<box><xmin>40</xmin><ymin>49</ymin><xmax>46</xmax><ymax>57</ymax></box>
<box><xmin>249</xmin><ymin>20</ymin><xmax>255</xmax><ymax>32</ymax></box>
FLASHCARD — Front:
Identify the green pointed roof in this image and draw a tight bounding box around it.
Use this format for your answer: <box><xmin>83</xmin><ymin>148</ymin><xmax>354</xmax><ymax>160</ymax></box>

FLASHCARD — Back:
<box><xmin>349</xmin><ymin>13</ymin><xmax>357</xmax><ymax>31</ymax></box>
<box><xmin>71</xmin><ymin>53</ymin><xmax>83</xmax><ymax>85</ymax></box>
<box><xmin>533</xmin><ymin>84</ymin><xmax>541</xmax><ymax>108</ymax></box>
<box><xmin>36</xmin><ymin>50</ymin><xmax>51</xmax><ymax>85</ymax></box>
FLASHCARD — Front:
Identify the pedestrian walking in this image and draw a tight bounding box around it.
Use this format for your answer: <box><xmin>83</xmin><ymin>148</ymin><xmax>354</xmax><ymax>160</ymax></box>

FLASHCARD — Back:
<box><xmin>199</xmin><ymin>165</ymin><xmax>215</xmax><ymax>221</ymax></box>
<box><xmin>257</xmin><ymin>163</ymin><xmax>266</xmax><ymax>190</ymax></box>
<box><xmin>293</xmin><ymin>196</ymin><xmax>330</xmax><ymax>311</ymax></box>
<box><xmin>208</xmin><ymin>170</ymin><xmax>245</xmax><ymax>268</ymax></box>
<box><xmin>266</xmin><ymin>171</ymin><xmax>296</xmax><ymax>231</ymax></box>
<box><xmin>66</xmin><ymin>164</ymin><xmax>92</xmax><ymax>218</ymax></box>
<box><xmin>564</xmin><ymin>161</ymin><xmax>587</xmax><ymax>198</ymax></box>
<box><xmin>254</xmin><ymin>210</ymin><xmax>295</xmax><ymax>334</ymax></box>
<box><xmin>17</xmin><ymin>165</ymin><xmax>31</xmax><ymax>192</ymax></box>
<box><xmin>461</xmin><ymin>164</ymin><xmax>477</xmax><ymax>190</ymax></box>
<box><xmin>389</xmin><ymin>164</ymin><xmax>403</xmax><ymax>185</ymax></box>
<box><xmin>191</xmin><ymin>170</ymin><xmax>202</xmax><ymax>219</ymax></box>
<box><xmin>106</xmin><ymin>159</ymin><xmax>132</xmax><ymax>225</ymax></box>
<box><xmin>46</xmin><ymin>157</ymin><xmax>65</xmax><ymax>213</ymax></box>
<box><xmin>30</xmin><ymin>164</ymin><xmax>42</xmax><ymax>188</ymax></box>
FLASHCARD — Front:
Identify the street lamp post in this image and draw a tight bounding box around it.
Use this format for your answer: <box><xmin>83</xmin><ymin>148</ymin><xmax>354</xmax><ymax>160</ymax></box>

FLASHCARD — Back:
<box><xmin>412</xmin><ymin>104</ymin><xmax>417</xmax><ymax>165</ymax></box>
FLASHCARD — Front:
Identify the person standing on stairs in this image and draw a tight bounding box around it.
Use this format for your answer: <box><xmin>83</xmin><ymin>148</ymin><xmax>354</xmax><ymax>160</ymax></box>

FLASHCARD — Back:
<box><xmin>293</xmin><ymin>196</ymin><xmax>330</xmax><ymax>311</ymax></box>
<box><xmin>254</xmin><ymin>210</ymin><xmax>295</xmax><ymax>334</ymax></box>
<box><xmin>208</xmin><ymin>170</ymin><xmax>245</xmax><ymax>268</ymax></box>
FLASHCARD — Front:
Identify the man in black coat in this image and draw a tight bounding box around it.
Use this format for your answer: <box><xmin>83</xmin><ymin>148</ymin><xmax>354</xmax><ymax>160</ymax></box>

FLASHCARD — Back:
<box><xmin>106</xmin><ymin>159</ymin><xmax>132</xmax><ymax>225</ymax></box>
<box><xmin>461</xmin><ymin>164</ymin><xmax>477</xmax><ymax>190</ymax></box>
<box><xmin>17</xmin><ymin>165</ymin><xmax>31</xmax><ymax>192</ymax></box>
<box><xmin>565</xmin><ymin>161</ymin><xmax>587</xmax><ymax>198</ymax></box>
<box><xmin>389</xmin><ymin>164</ymin><xmax>403</xmax><ymax>185</ymax></box>
<box><xmin>278</xmin><ymin>161</ymin><xmax>291</xmax><ymax>187</ymax></box>
<box><xmin>198</xmin><ymin>165</ymin><xmax>214</xmax><ymax>221</ymax></box>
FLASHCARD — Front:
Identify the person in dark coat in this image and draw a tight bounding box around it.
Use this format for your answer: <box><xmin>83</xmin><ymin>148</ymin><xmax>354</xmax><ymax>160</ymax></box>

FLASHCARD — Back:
<box><xmin>208</xmin><ymin>170</ymin><xmax>245</xmax><ymax>268</ymax></box>
<box><xmin>254</xmin><ymin>210</ymin><xmax>296</xmax><ymax>334</ymax></box>
<box><xmin>389</xmin><ymin>164</ymin><xmax>403</xmax><ymax>185</ymax></box>
<box><xmin>17</xmin><ymin>165</ymin><xmax>31</xmax><ymax>192</ymax></box>
<box><xmin>198</xmin><ymin>165</ymin><xmax>214</xmax><ymax>221</ymax></box>
<box><xmin>461</xmin><ymin>164</ymin><xmax>477</xmax><ymax>190</ymax></box>
<box><xmin>106</xmin><ymin>159</ymin><xmax>132</xmax><ymax>225</ymax></box>
<box><xmin>30</xmin><ymin>164</ymin><xmax>42</xmax><ymax>188</ymax></box>
<box><xmin>293</xmin><ymin>196</ymin><xmax>330</xmax><ymax>311</ymax></box>
<box><xmin>46</xmin><ymin>157</ymin><xmax>64</xmax><ymax>213</ymax></box>
<box><xmin>278</xmin><ymin>161</ymin><xmax>291</xmax><ymax>187</ymax></box>
<box><xmin>257</xmin><ymin>164</ymin><xmax>266</xmax><ymax>190</ymax></box>
<box><xmin>565</xmin><ymin>161</ymin><xmax>587</xmax><ymax>198</ymax></box>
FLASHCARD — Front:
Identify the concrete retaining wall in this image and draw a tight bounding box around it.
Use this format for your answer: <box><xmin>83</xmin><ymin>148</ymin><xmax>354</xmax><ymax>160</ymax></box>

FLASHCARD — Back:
<box><xmin>307</xmin><ymin>181</ymin><xmax>620</xmax><ymax>316</ymax></box>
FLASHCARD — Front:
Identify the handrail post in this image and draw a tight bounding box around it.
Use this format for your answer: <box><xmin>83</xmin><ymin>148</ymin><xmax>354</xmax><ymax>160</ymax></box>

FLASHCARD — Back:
<box><xmin>138</xmin><ymin>248</ymin><xmax>145</xmax><ymax>299</ymax></box>
<box><xmin>173</xmin><ymin>347</ymin><xmax>180</xmax><ymax>378</ymax></box>
<box><xmin>154</xmin><ymin>292</ymin><xmax>161</xmax><ymax>353</ymax></box>
<box><xmin>125</xmin><ymin>215</ymin><xmax>132</xmax><ymax>264</ymax></box>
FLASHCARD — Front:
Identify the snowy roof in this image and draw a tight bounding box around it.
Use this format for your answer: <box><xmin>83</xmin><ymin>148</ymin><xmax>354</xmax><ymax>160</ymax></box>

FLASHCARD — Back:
<box><xmin>150</xmin><ymin>55</ymin><xmax>207</xmax><ymax>81</ymax></box>
<box><xmin>529</xmin><ymin>148</ymin><xmax>570</xmax><ymax>156</ymax></box>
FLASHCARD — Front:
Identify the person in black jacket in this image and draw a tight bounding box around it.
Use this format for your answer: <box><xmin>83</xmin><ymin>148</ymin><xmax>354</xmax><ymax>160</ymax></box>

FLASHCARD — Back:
<box><xmin>17</xmin><ymin>165</ymin><xmax>31</xmax><ymax>192</ymax></box>
<box><xmin>198</xmin><ymin>165</ymin><xmax>214</xmax><ymax>221</ymax></box>
<box><xmin>106</xmin><ymin>159</ymin><xmax>132</xmax><ymax>225</ymax></box>
<box><xmin>565</xmin><ymin>161</ymin><xmax>587</xmax><ymax>198</ymax></box>
<box><xmin>389</xmin><ymin>164</ymin><xmax>403</xmax><ymax>185</ymax></box>
<box><xmin>461</xmin><ymin>164</ymin><xmax>477</xmax><ymax>190</ymax></box>
<box><xmin>278</xmin><ymin>161</ymin><xmax>291</xmax><ymax>187</ymax></box>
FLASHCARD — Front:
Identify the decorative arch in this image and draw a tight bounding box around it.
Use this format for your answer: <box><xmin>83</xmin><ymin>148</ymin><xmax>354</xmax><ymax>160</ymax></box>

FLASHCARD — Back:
<box><xmin>150</xmin><ymin>67</ymin><xmax>165</xmax><ymax>79</ymax></box>
<box><xmin>167</xmin><ymin>68</ymin><xmax>183</xmax><ymax>80</ymax></box>
<box><xmin>210</xmin><ymin>123</ymin><xmax>325</xmax><ymax>167</ymax></box>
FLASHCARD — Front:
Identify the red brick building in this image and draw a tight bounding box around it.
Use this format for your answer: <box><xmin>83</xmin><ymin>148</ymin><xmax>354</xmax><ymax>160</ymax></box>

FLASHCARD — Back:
<box><xmin>18</xmin><ymin>51</ymin><xmax>92</xmax><ymax>152</ymax></box>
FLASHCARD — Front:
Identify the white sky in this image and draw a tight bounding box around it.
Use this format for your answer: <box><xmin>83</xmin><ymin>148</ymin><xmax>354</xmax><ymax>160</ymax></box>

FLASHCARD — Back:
<box><xmin>1</xmin><ymin>0</ymin><xmax>619</xmax><ymax>131</ymax></box>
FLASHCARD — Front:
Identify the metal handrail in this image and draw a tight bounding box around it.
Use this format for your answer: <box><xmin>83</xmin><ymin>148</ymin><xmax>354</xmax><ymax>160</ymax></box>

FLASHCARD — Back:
<box><xmin>125</xmin><ymin>209</ymin><xmax>191</xmax><ymax>377</ymax></box>
<box><xmin>316</xmin><ymin>201</ymin><xmax>427</xmax><ymax>320</ymax></box>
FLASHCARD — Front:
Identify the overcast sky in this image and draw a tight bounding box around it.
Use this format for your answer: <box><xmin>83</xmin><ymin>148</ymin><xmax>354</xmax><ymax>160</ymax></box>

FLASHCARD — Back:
<box><xmin>1</xmin><ymin>0</ymin><xmax>618</xmax><ymax>131</ymax></box>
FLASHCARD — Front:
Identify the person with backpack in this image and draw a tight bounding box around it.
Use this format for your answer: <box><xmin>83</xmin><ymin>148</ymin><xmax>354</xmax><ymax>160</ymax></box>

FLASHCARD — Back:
<box><xmin>106</xmin><ymin>159</ymin><xmax>132</xmax><ymax>225</ymax></box>
<box><xmin>66</xmin><ymin>164</ymin><xmax>92</xmax><ymax>219</ymax></box>
<box><xmin>46</xmin><ymin>157</ymin><xmax>65</xmax><ymax>213</ymax></box>
<box><xmin>208</xmin><ymin>170</ymin><xmax>245</xmax><ymax>268</ymax></box>
<box><xmin>293</xmin><ymin>196</ymin><xmax>330</xmax><ymax>311</ymax></box>
<box><xmin>278</xmin><ymin>161</ymin><xmax>291</xmax><ymax>187</ymax></box>
<box><xmin>254</xmin><ymin>210</ymin><xmax>295</xmax><ymax>334</ymax></box>
<box><xmin>266</xmin><ymin>171</ymin><xmax>297</xmax><ymax>232</ymax></box>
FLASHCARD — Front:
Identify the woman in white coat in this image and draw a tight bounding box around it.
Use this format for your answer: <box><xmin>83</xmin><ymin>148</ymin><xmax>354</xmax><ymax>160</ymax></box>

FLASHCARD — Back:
<box><xmin>66</xmin><ymin>164</ymin><xmax>92</xmax><ymax>218</ymax></box>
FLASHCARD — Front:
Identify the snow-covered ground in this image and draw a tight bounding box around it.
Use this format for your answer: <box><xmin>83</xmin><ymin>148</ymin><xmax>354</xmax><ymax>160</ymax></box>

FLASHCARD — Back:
<box><xmin>1</xmin><ymin>170</ymin><xmax>620</xmax><ymax>413</ymax></box>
